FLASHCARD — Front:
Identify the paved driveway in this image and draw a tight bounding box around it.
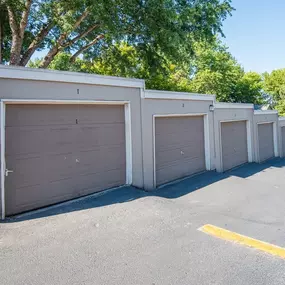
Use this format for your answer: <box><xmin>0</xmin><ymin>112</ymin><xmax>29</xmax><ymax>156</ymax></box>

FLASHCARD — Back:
<box><xmin>1</xmin><ymin>159</ymin><xmax>285</xmax><ymax>285</ymax></box>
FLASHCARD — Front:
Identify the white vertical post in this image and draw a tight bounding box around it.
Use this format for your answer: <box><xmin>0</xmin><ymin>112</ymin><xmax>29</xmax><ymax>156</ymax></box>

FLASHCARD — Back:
<box><xmin>124</xmin><ymin>103</ymin><xmax>132</xmax><ymax>185</ymax></box>
<box><xmin>152</xmin><ymin>115</ymin><xmax>156</xmax><ymax>188</ymax></box>
<box><xmin>204</xmin><ymin>114</ymin><xmax>211</xmax><ymax>170</ymax></box>
<box><xmin>1</xmin><ymin>102</ymin><xmax>5</xmax><ymax>220</ymax></box>
<box><xmin>273</xmin><ymin>122</ymin><xmax>279</xmax><ymax>157</ymax></box>
<box><xmin>246</xmin><ymin>120</ymin><xmax>253</xmax><ymax>162</ymax></box>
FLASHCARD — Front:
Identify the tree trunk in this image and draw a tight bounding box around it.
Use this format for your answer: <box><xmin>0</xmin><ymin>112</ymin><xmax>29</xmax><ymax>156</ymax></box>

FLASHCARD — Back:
<box><xmin>9</xmin><ymin>34</ymin><xmax>22</xmax><ymax>65</ymax></box>
<box><xmin>7</xmin><ymin>0</ymin><xmax>33</xmax><ymax>65</ymax></box>
<box><xmin>20</xmin><ymin>22</ymin><xmax>55</xmax><ymax>66</ymax></box>
<box><xmin>6</xmin><ymin>5</ymin><xmax>21</xmax><ymax>65</ymax></box>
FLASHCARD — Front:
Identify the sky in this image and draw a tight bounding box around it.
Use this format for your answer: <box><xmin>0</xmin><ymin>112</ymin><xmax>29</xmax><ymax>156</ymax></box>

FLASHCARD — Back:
<box><xmin>222</xmin><ymin>0</ymin><xmax>285</xmax><ymax>73</ymax></box>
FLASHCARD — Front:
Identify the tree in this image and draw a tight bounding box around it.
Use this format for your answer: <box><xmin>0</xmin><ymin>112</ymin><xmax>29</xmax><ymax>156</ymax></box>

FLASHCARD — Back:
<box><xmin>0</xmin><ymin>1</ymin><xmax>13</xmax><ymax>63</ymax></box>
<box><xmin>31</xmin><ymin>39</ymin><xmax>264</xmax><ymax>105</ymax></box>
<box><xmin>29</xmin><ymin>42</ymin><xmax>193</xmax><ymax>91</ymax></box>
<box><xmin>188</xmin><ymin>41</ymin><xmax>264</xmax><ymax>104</ymax></box>
<box><xmin>188</xmin><ymin>40</ymin><xmax>243</xmax><ymax>101</ymax></box>
<box><xmin>264</xmin><ymin>69</ymin><xmax>285</xmax><ymax>115</ymax></box>
<box><xmin>231</xmin><ymin>72</ymin><xmax>264</xmax><ymax>105</ymax></box>
<box><xmin>3</xmin><ymin>0</ymin><xmax>233</xmax><ymax>68</ymax></box>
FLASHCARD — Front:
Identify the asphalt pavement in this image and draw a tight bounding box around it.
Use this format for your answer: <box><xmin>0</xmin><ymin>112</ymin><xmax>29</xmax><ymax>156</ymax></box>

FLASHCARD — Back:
<box><xmin>1</xmin><ymin>158</ymin><xmax>285</xmax><ymax>285</ymax></box>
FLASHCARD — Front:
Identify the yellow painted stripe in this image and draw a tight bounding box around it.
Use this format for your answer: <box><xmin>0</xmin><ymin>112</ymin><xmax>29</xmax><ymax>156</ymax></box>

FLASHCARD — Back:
<box><xmin>200</xmin><ymin>224</ymin><xmax>285</xmax><ymax>259</ymax></box>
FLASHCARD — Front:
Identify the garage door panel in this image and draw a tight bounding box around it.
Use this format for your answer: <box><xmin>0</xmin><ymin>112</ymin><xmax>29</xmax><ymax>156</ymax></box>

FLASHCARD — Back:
<box><xmin>78</xmin><ymin>105</ymin><xmax>125</xmax><ymax>124</ymax></box>
<box><xmin>77</xmin><ymin>124</ymin><xmax>125</xmax><ymax>148</ymax></box>
<box><xmin>5</xmin><ymin>104</ymin><xmax>126</xmax><ymax>216</ymax></box>
<box><xmin>76</xmin><ymin>168</ymin><xmax>126</xmax><ymax>195</ymax></box>
<box><xmin>45</xmin><ymin>153</ymin><xmax>77</xmax><ymax>180</ymax></box>
<box><xmin>258</xmin><ymin>123</ymin><xmax>274</xmax><ymax>162</ymax></box>
<box><xmin>157</xmin><ymin>156</ymin><xmax>205</xmax><ymax>173</ymax></box>
<box><xmin>155</xmin><ymin>134</ymin><xmax>205</xmax><ymax>150</ymax></box>
<box><xmin>155</xmin><ymin>116</ymin><xmax>203</xmax><ymax>132</ymax></box>
<box><xmin>77</xmin><ymin>146</ymin><xmax>126</xmax><ymax>175</ymax></box>
<box><xmin>47</xmin><ymin>126</ymin><xmax>78</xmax><ymax>152</ymax></box>
<box><xmin>156</xmin><ymin>144</ymin><xmax>205</xmax><ymax>166</ymax></box>
<box><xmin>156</xmin><ymin>157</ymin><xmax>205</xmax><ymax>185</ymax></box>
<box><xmin>5</xmin><ymin>127</ymin><xmax>48</xmax><ymax>155</ymax></box>
<box><xmin>6</xmin><ymin>185</ymin><xmax>43</xmax><ymax>215</ymax></box>
<box><xmin>5</xmin><ymin>155</ymin><xmax>44</xmax><ymax>188</ymax></box>
<box><xmin>6</xmin><ymin>178</ymin><xmax>80</xmax><ymax>215</ymax></box>
<box><xmin>6</xmin><ymin>105</ymin><xmax>77</xmax><ymax>126</ymax></box>
<box><xmin>6</xmin><ymin>125</ymin><xmax>79</xmax><ymax>155</ymax></box>
<box><xmin>221</xmin><ymin>121</ymin><xmax>248</xmax><ymax>171</ymax></box>
<box><xmin>155</xmin><ymin>116</ymin><xmax>206</xmax><ymax>186</ymax></box>
<box><xmin>222</xmin><ymin>153</ymin><xmax>248</xmax><ymax>171</ymax></box>
<box><xmin>222</xmin><ymin>145</ymin><xmax>248</xmax><ymax>158</ymax></box>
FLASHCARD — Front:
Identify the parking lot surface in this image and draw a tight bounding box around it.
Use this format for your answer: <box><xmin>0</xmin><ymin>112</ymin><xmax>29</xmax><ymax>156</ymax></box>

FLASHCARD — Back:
<box><xmin>1</xmin><ymin>159</ymin><xmax>285</xmax><ymax>285</ymax></box>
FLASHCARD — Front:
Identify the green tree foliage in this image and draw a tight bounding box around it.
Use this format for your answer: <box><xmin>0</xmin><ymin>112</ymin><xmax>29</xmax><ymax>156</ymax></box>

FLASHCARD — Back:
<box><xmin>264</xmin><ymin>69</ymin><xmax>285</xmax><ymax>115</ymax></box>
<box><xmin>2</xmin><ymin>0</ymin><xmax>233</xmax><ymax>68</ymax></box>
<box><xmin>30</xmin><ymin>39</ymin><xmax>264</xmax><ymax>105</ymax></box>
<box><xmin>188</xmin><ymin>41</ymin><xmax>264</xmax><ymax>104</ymax></box>
<box><xmin>232</xmin><ymin>72</ymin><xmax>264</xmax><ymax>104</ymax></box>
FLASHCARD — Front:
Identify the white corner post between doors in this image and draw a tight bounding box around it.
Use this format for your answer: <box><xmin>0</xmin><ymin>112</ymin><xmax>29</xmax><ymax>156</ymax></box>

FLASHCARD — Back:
<box><xmin>204</xmin><ymin>114</ymin><xmax>211</xmax><ymax>170</ymax></box>
<box><xmin>246</xmin><ymin>120</ymin><xmax>253</xmax><ymax>162</ymax></box>
<box><xmin>273</xmin><ymin>121</ymin><xmax>279</xmax><ymax>157</ymax></box>
<box><xmin>124</xmin><ymin>103</ymin><xmax>132</xmax><ymax>185</ymax></box>
<box><xmin>1</xmin><ymin>101</ymin><xmax>6</xmax><ymax>220</ymax></box>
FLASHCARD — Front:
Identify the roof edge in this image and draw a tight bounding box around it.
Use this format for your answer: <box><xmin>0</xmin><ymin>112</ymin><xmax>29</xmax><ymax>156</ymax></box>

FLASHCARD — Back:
<box><xmin>144</xmin><ymin>89</ymin><xmax>215</xmax><ymax>101</ymax></box>
<box><xmin>0</xmin><ymin>65</ymin><xmax>145</xmax><ymax>89</ymax></box>
<box><xmin>254</xmin><ymin>110</ymin><xmax>278</xmax><ymax>115</ymax></box>
<box><xmin>215</xmin><ymin>102</ymin><xmax>254</xmax><ymax>109</ymax></box>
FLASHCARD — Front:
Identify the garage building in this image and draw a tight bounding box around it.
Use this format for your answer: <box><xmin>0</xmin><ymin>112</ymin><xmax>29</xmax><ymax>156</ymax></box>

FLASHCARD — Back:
<box><xmin>214</xmin><ymin>103</ymin><xmax>254</xmax><ymax>172</ymax></box>
<box><xmin>253</xmin><ymin>110</ymin><xmax>278</xmax><ymax>163</ymax></box>
<box><xmin>141</xmin><ymin>90</ymin><xmax>215</xmax><ymax>190</ymax></box>
<box><xmin>0</xmin><ymin>66</ymin><xmax>144</xmax><ymax>217</ymax></box>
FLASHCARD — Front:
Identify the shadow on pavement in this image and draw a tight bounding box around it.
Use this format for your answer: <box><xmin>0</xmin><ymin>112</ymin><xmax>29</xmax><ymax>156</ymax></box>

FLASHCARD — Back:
<box><xmin>3</xmin><ymin>158</ymin><xmax>285</xmax><ymax>223</ymax></box>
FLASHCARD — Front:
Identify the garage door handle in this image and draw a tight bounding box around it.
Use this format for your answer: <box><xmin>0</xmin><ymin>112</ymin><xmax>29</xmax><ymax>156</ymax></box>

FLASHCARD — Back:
<box><xmin>5</xmin><ymin>169</ymin><xmax>13</xmax><ymax>177</ymax></box>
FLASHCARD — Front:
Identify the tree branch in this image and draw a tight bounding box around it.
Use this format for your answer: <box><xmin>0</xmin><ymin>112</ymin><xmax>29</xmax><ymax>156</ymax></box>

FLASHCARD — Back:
<box><xmin>62</xmin><ymin>23</ymin><xmax>99</xmax><ymax>48</ymax></box>
<box><xmin>19</xmin><ymin>0</ymin><xmax>33</xmax><ymax>38</ymax></box>
<box><xmin>70</xmin><ymin>34</ymin><xmax>104</xmax><ymax>63</ymax></box>
<box><xmin>6</xmin><ymin>4</ymin><xmax>19</xmax><ymax>37</ymax></box>
<box><xmin>39</xmin><ymin>9</ymin><xmax>90</xmax><ymax>68</ymax></box>
<box><xmin>58</xmin><ymin>9</ymin><xmax>90</xmax><ymax>46</ymax></box>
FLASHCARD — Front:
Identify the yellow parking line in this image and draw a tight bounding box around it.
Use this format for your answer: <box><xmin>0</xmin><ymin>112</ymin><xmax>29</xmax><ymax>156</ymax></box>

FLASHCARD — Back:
<box><xmin>200</xmin><ymin>224</ymin><xmax>285</xmax><ymax>259</ymax></box>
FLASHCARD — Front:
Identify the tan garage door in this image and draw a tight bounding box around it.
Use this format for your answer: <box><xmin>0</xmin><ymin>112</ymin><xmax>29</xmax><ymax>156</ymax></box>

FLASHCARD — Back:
<box><xmin>5</xmin><ymin>104</ymin><xmax>126</xmax><ymax>216</ymax></box>
<box><xmin>221</xmin><ymin>121</ymin><xmax>248</xmax><ymax>171</ymax></box>
<box><xmin>155</xmin><ymin>116</ymin><xmax>206</xmax><ymax>186</ymax></box>
<box><xmin>282</xmin><ymin>127</ymin><xmax>285</xmax><ymax>157</ymax></box>
<box><xmin>258</xmin><ymin>123</ymin><xmax>274</xmax><ymax>162</ymax></box>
